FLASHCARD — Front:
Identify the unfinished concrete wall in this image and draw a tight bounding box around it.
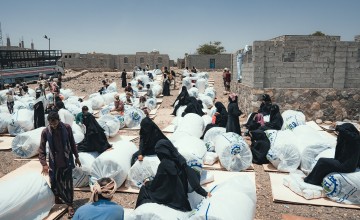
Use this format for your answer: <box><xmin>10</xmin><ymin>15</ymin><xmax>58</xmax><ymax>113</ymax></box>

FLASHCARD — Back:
<box><xmin>185</xmin><ymin>54</ymin><xmax>231</xmax><ymax>70</ymax></box>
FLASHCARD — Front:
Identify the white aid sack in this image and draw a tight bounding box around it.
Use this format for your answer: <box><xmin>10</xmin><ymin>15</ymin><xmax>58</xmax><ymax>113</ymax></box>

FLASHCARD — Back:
<box><xmin>176</xmin><ymin>105</ymin><xmax>187</xmax><ymax>118</ymax></box>
<box><xmin>80</xmin><ymin>101</ymin><xmax>94</xmax><ymax>113</ymax></box>
<box><xmin>172</xmin><ymin>135</ymin><xmax>207</xmax><ymax>163</ymax></box>
<box><xmin>0</xmin><ymin>112</ymin><xmax>11</xmax><ymax>133</ymax></box>
<box><xmin>208</xmin><ymin>106</ymin><xmax>217</xmax><ymax>117</ymax></box>
<box><xmin>127</xmin><ymin>156</ymin><xmax>160</xmax><ymax>188</ymax></box>
<box><xmin>204</xmin><ymin>87</ymin><xmax>216</xmax><ymax>101</ymax></box>
<box><xmin>101</xmin><ymin>92</ymin><xmax>117</xmax><ymax>105</ymax></box>
<box><xmin>90</xmin><ymin>94</ymin><xmax>105</xmax><ymax>110</ymax></box>
<box><xmin>145</xmin><ymin>98</ymin><xmax>157</xmax><ymax>111</ymax></box>
<box><xmin>127</xmin><ymin>203</ymin><xmax>190</xmax><ymax>220</ymax></box>
<box><xmin>151</xmin><ymin>84</ymin><xmax>163</xmax><ymax>97</ymax></box>
<box><xmin>293</xmin><ymin>125</ymin><xmax>335</xmax><ymax>174</ymax></box>
<box><xmin>12</xmin><ymin>127</ymin><xmax>45</xmax><ymax>158</ymax></box>
<box><xmin>198</xmin><ymin>94</ymin><xmax>213</xmax><ymax>109</ymax></box>
<box><xmin>98</xmin><ymin>115</ymin><xmax>120</xmax><ymax>138</ymax></box>
<box><xmin>60</xmin><ymin>88</ymin><xmax>74</xmax><ymax>99</ymax></box>
<box><xmin>13</xmin><ymin>100</ymin><xmax>27</xmax><ymax>110</ymax></box>
<box><xmin>90</xmin><ymin>140</ymin><xmax>137</xmax><ymax>188</ymax></box>
<box><xmin>188</xmin><ymin>87</ymin><xmax>199</xmax><ymax>98</ymax></box>
<box><xmin>106</xmin><ymin>82</ymin><xmax>117</xmax><ymax>93</ymax></box>
<box><xmin>310</xmin><ymin>148</ymin><xmax>335</xmax><ymax>172</ymax></box>
<box><xmin>0</xmin><ymin>173</ymin><xmax>54</xmax><ymax>220</ymax></box>
<box><xmin>323</xmin><ymin>170</ymin><xmax>360</xmax><ymax>204</ymax></box>
<box><xmin>204</xmin><ymin>127</ymin><xmax>226</xmax><ymax>152</ymax></box>
<box><xmin>283</xmin><ymin>171</ymin><xmax>325</xmax><ymax>200</ymax></box>
<box><xmin>281</xmin><ymin>110</ymin><xmax>306</xmax><ymax>130</ymax></box>
<box><xmin>58</xmin><ymin>108</ymin><xmax>75</xmax><ymax>125</ymax></box>
<box><xmin>113</xmin><ymin>114</ymin><xmax>126</xmax><ymax>129</ymax></box>
<box><xmin>182</xmin><ymin>77</ymin><xmax>192</xmax><ymax>90</ymax></box>
<box><xmin>176</xmin><ymin>113</ymin><xmax>204</xmax><ymax>138</ymax></box>
<box><xmin>202</xmin><ymin>115</ymin><xmax>212</xmax><ymax>127</ymax></box>
<box><xmin>203</xmin><ymin>152</ymin><xmax>219</xmax><ymax>165</ymax></box>
<box><xmin>265</xmin><ymin>130</ymin><xmax>301</xmax><ymax>172</ymax></box>
<box><xmin>189</xmin><ymin>175</ymin><xmax>256</xmax><ymax>220</ymax></box>
<box><xmin>196</xmin><ymin>78</ymin><xmax>207</xmax><ymax>93</ymax></box>
<box><xmin>73</xmin><ymin>152</ymin><xmax>99</xmax><ymax>188</ymax></box>
<box><xmin>124</xmin><ymin>107</ymin><xmax>145</xmax><ymax>128</ymax></box>
<box><xmin>8</xmin><ymin>109</ymin><xmax>34</xmax><ymax>136</ymax></box>
<box><xmin>214</xmin><ymin>132</ymin><xmax>253</xmax><ymax>171</ymax></box>
<box><xmin>66</xmin><ymin>104</ymin><xmax>82</xmax><ymax>117</ymax></box>
<box><xmin>71</xmin><ymin>122</ymin><xmax>85</xmax><ymax>144</ymax></box>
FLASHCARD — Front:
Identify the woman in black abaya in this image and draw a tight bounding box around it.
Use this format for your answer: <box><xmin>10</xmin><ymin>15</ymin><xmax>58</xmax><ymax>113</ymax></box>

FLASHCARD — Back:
<box><xmin>181</xmin><ymin>97</ymin><xmax>204</xmax><ymax>117</ymax></box>
<box><xmin>162</xmin><ymin>73</ymin><xmax>171</xmax><ymax>96</ymax></box>
<box><xmin>250</xmin><ymin>130</ymin><xmax>270</xmax><ymax>164</ymax></box>
<box><xmin>34</xmin><ymin>92</ymin><xmax>45</xmax><ymax>128</ymax></box>
<box><xmin>77</xmin><ymin>112</ymin><xmax>112</xmax><ymax>154</ymax></box>
<box><xmin>121</xmin><ymin>69</ymin><xmax>127</xmax><ymax>88</ymax></box>
<box><xmin>171</xmin><ymin>86</ymin><xmax>190</xmax><ymax>115</ymax></box>
<box><xmin>226</xmin><ymin>93</ymin><xmax>242</xmax><ymax>135</ymax></box>
<box><xmin>259</xmin><ymin>104</ymin><xmax>283</xmax><ymax>131</ymax></box>
<box><xmin>135</xmin><ymin>139</ymin><xmax>209</xmax><ymax>211</ymax></box>
<box><xmin>200</xmin><ymin>101</ymin><xmax>228</xmax><ymax>139</ymax></box>
<box><xmin>131</xmin><ymin>117</ymin><xmax>169</xmax><ymax>165</ymax></box>
<box><xmin>304</xmin><ymin>123</ymin><xmax>360</xmax><ymax>186</ymax></box>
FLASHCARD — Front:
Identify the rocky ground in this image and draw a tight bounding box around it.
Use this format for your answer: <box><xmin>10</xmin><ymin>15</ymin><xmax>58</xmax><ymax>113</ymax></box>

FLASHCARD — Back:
<box><xmin>1</xmin><ymin>69</ymin><xmax>359</xmax><ymax>219</ymax></box>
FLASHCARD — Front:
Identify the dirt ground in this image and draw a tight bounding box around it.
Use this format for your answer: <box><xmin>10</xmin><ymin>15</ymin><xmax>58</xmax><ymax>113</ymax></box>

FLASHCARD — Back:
<box><xmin>1</xmin><ymin>70</ymin><xmax>359</xmax><ymax>219</ymax></box>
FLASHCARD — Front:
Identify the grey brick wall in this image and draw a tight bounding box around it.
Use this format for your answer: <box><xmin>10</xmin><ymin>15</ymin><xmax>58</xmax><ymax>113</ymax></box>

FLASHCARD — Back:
<box><xmin>184</xmin><ymin>54</ymin><xmax>231</xmax><ymax>70</ymax></box>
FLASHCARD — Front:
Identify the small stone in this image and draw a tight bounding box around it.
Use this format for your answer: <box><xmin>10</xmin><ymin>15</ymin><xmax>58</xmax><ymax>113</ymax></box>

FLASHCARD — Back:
<box><xmin>316</xmin><ymin>119</ymin><xmax>323</xmax><ymax>124</ymax></box>
<box><xmin>324</xmin><ymin>120</ymin><xmax>332</xmax><ymax>125</ymax></box>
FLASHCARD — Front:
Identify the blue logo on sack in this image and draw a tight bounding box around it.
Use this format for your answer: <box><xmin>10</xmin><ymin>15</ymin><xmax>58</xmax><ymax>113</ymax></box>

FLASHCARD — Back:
<box><xmin>230</xmin><ymin>145</ymin><xmax>241</xmax><ymax>155</ymax></box>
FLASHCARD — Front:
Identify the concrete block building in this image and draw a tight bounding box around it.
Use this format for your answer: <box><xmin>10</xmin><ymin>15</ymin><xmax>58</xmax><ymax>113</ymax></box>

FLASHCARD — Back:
<box><xmin>185</xmin><ymin>54</ymin><xmax>231</xmax><ymax>70</ymax></box>
<box><xmin>231</xmin><ymin>35</ymin><xmax>360</xmax><ymax>121</ymax></box>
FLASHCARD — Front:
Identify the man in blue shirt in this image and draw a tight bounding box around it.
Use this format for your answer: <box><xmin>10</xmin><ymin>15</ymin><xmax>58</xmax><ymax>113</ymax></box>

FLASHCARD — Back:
<box><xmin>73</xmin><ymin>178</ymin><xmax>124</xmax><ymax>220</ymax></box>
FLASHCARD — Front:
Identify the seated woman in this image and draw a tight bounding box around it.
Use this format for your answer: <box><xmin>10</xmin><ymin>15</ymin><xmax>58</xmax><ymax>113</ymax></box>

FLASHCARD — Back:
<box><xmin>259</xmin><ymin>104</ymin><xmax>283</xmax><ymax>131</ymax></box>
<box><xmin>246</xmin><ymin>113</ymin><xmax>265</xmax><ymax>133</ymax></box>
<box><xmin>124</xmin><ymin>83</ymin><xmax>133</xmax><ymax>95</ymax></box>
<box><xmin>77</xmin><ymin>112</ymin><xmax>112</xmax><ymax>154</ymax></box>
<box><xmin>181</xmin><ymin>97</ymin><xmax>204</xmax><ymax>117</ymax></box>
<box><xmin>135</xmin><ymin>139</ymin><xmax>210</xmax><ymax>211</ymax></box>
<box><xmin>200</xmin><ymin>101</ymin><xmax>228</xmax><ymax>139</ymax></box>
<box><xmin>304</xmin><ymin>123</ymin><xmax>360</xmax><ymax>186</ymax></box>
<box><xmin>139</xmin><ymin>96</ymin><xmax>147</xmax><ymax>109</ymax></box>
<box><xmin>125</xmin><ymin>92</ymin><xmax>133</xmax><ymax>105</ymax></box>
<box><xmin>131</xmin><ymin>117</ymin><xmax>168</xmax><ymax>165</ymax></box>
<box><xmin>171</xmin><ymin>86</ymin><xmax>190</xmax><ymax>116</ymax></box>
<box><xmin>244</xmin><ymin>94</ymin><xmax>272</xmax><ymax>129</ymax></box>
<box><xmin>111</xmin><ymin>94</ymin><xmax>124</xmax><ymax>115</ymax></box>
<box><xmin>249</xmin><ymin>130</ymin><xmax>270</xmax><ymax>165</ymax></box>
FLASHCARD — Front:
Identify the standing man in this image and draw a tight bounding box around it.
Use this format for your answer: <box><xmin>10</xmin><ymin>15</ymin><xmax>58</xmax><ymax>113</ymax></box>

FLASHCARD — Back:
<box><xmin>38</xmin><ymin>111</ymin><xmax>81</xmax><ymax>218</ymax></box>
<box><xmin>225</xmin><ymin>69</ymin><xmax>231</xmax><ymax>92</ymax></box>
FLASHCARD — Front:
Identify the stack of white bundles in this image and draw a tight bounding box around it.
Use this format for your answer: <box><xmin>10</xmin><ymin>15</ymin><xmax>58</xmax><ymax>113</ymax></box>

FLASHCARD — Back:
<box><xmin>89</xmin><ymin>94</ymin><xmax>105</xmax><ymax>110</ymax></box>
<box><xmin>323</xmin><ymin>170</ymin><xmax>360</xmax><ymax>204</ymax></box>
<box><xmin>80</xmin><ymin>100</ymin><xmax>94</xmax><ymax>114</ymax></box>
<box><xmin>176</xmin><ymin>113</ymin><xmax>204</xmax><ymax>138</ymax></box>
<box><xmin>127</xmin><ymin>156</ymin><xmax>160</xmax><ymax>188</ymax></box>
<box><xmin>97</xmin><ymin>115</ymin><xmax>120</xmax><ymax>138</ymax></box>
<box><xmin>182</xmin><ymin>77</ymin><xmax>192</xmax><ymax>90</ymax></box>
<box><xmin>127</xmin><ymin>203</ymin><xmax>190</xmax><ymax>220</ymax></box>
<box><xmin>309</xmin><ymin>148</ymin><xmax>335</xmax><ymax>172</ymax></box>
<box><xmin>196</xmin><ymin>78</ymin><xmax>207</xmax><ymax>93</ymax></box>
<box><xmin>203</xmin><ymin>152</ymin><xmax>219</xmax><ymax>165</ymax></box>
<box><xmin>198</xmin><ymin>94</ymin><xmax>213</xmax><ymax>109</ymax></box>
<box><xmin>66</xmin><ymin>104</ymin><xmax>82</xmax><ymax>117</ymax></box>
<box><xmin>281</xmin><ymin>110</ymin><xmax>306</xmax><ymax>131</ymax></box>
<box><xmin>58</xmin><ymin>108</ymin><xmax>75</xmax><ymax>125</ymax></box>
<box><xmin>214</xmin><ymin>132</ymin><xmax>252</xmax><ymax>171</ymax></box>
<box><xmin>105</xmin><ymin>82</ymin><xmax>117</xmax><ymax>93</ymax></box>
<box><xmin>0</xmin><ymin>173</ymin><xmax>55</xmax><ymax>220</ymax></box>
<box><xmin>71</xmin><ymin>122</ymin><xmax>85</xmax><ymax>144</ymax></box>
<box><xmin>0</xmin><ymin>112</ymin><xmax>11</xmax><ymax>133</ymax></box>
<box><xmin>8</xmin><ymin>109</ymin><xmax>34</xmax><ymax>136</ymax></box>
<box><xmin>11</xmin><ymin>127</ymin><xmax>45</xmax><ymax>158</ymax></box>
<box><xmin>202</xmin><ymin>115</ymin><xmax>212</xmax><ymax>127</ymax></box>
<box><xmin>292</xmin><ymin>125</ymin><xmax>336</xmax><ymax>174</ymax></box>
<box><xmin>188</xmin><ymin>87</ymin><xmax>199</xmax><ymax>98</ymax></box>
<box><xmin>204</xmin><ymin>87</ymin><xmax>216</xmax><ymax>101</ymax></box>
<box><xmin>153</xmin><ymin>69</ymin><xmax>163</xmax><ymax>75</ymax></box>
<box><xmin>197</xmin><ymin>72</ymin><xmax>209</xmax><ymax>80</ymax></box>
<box><xmin>136</xmin><ymin>75</ymin><xmax>150</xmax><ymax>86</ymax></box>
<box><xmin>65</xmin><ymin>96</ymin><xmax>81</xmax><ymax>106</ymax></box>
<box><xmin>188</xmin><ymin>175</ymin><xmax>256</xmax><ymax>220</ymax></box>
<box><xmin>73</xmin><ymin>152</ymin><xmax>99</xmax><ymax>188</ymax></box>
<box><xmin>113</xmin><ymin>114</ymin><xmax>126</xmax><ymax>129</ymax></box>
<box><xmin>13</xmin><ymin>100</ymin><xmax>27</xmax><ymax>110</ymax></box>
<box><xmin>102</xmin><ymin>92</ymin><xmax>117</xmax><ymax>105</ymax></box>
<box><xmin>204</xmin><ymin>127</ymin><xmax>226</xmax><ymax>152</ymax></box>
<box><xmin>19</xmin><ymin>97</ymin><xmax>36</xmax><ymax>110</ymax></box>
<box><xmin>124</xmin><ymin>107</ymin><xmax>146</xmax><ymax>128</ymax></box>
<box><xmin>60</xmin><ymin>88</ymin><xmax>74</xmax><ymax>99</ymax></box>
<box><xmin>99</xmin><ymin>106</ymin><xmax>112</xmax><ymax>117</ymax></box>
<box><xmin>90</xmin><ymin>140</ymin><xmax>137</xmax><ymax>188</ymax></box>
<box><xmin>265</xmin><ymin>129</ymin><xmax>301</xmax><ymax>172</ymax></box>
<box><xmin>283</xmin><ymin>171</ymin><xmax>325</xmax><ymax>200</ymax></box>
<box><xmin>151</xmin><ymin>83</ymin><xmax>163</xmax><ymax>97</ymax></box>
<box><xmin>145</xmin><ymin>98</ymin><xmax>157</xmax><ymax>111</ymax></box>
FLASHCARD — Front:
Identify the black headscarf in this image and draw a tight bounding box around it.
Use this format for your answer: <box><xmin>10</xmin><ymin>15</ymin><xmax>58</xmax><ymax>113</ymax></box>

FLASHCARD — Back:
<box><xmin>176</xmin><ymin>86</ymin><xmax>190</xmax><ymax>105</ymax></box>
<box><xmin>214</xmin><ymin>102</ymin><xmax>228</xmax><ymax>127</ymax></box>
<box><xmin>182</xmin><ymin>97</ymin><xmax>204</xmax><ymax>117</ymax></box>
<box><xmin>262</xmin><ymin>94</ymin><xmax>271</xmax><ymax>102</ymax></box>
<box><xmin>335</xmin><ymin>123</ymin><xmax>360</xmax><ymax>166</ymax></box>
<box><xmin>139</xmin><ymin>117</ymin><xmax>168</xmax><ymax>155</ymax></box>
<box><xmin>261</xmin><ymin>104</ymin><xmax>283</xmax><ymax>130</ymax></box>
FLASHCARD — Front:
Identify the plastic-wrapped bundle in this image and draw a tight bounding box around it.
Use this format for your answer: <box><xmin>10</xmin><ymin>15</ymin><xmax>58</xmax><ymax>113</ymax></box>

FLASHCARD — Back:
<box><xmin>188</xmin><ymin>87</ymin><xmax>199</xmax><ymax>98</ymax></box>
<box><xmin>197</xmin><ymin>72</ymin><xmax>209</xmax><ymax>80</ymax></box>
<box><xmin>113</xmin><ymin>114</ymin><xmax>126</xmax><ymax>129</ymax></box>
<box><xmin>309</xmin><ymin>148</ymin><xmax>335</xmax><ymax>172</ymax></box>
<box><xmin>99</xmin><ymin>106</ymin><xmax>112</xmax><ymax>117</ymax></box>
<box><xmin>127</xmin><ymin>203</ymin><xmax>189</xmax><ymax>220</ymax></box>
<box><xmin>176</xmin><ymin>105</ymin><xmax>187</xmax><ymax>118</ymax></box>
<box><xmin>127</xmin><ymin>156</ymin><xmax>160</xmax><ymax>188</ymax></box>
<box><xmin>80</xmin><ymin>101</ymin><xmax>93</xmax><ymax>114</ymax></box>
<box><xmin>153</xmin><ymin>69</ymin><xmax>163</xmax><ymax>75</ymax></box>
<box><xmin>105</xmin><ymin>82</ymin><xmax>117</xmax><ymax>93</ymax></box>
<box><xmin>90</xmin><ymin>140</ymin><xmax>137</xmax><ymax>188</ymax></box>
<box><xmin>196</xmin><ymin>78</ymin><xmax>207</xmax><ymax>93</ymax></box>
<box><xmin>124</xmin><ymin>107</ymin><xmax>145</xmax><ymax>128</ymax></box>
<box><xmin>19</xmin><ymin>97</ymin><xmax>36</xmax><ymax>110</ymax></box>
<box><xmin>0</xmin><ymin>105</ymin><xmax>9</xmax><ymax>113</ymax></box>
<box><xmin>66</xmin><ymin>104</ymin><xmax>82</xmax><ymax>117</ymax></box>
<box><xmin>58</xmin><ymin>108</ymin><xmax>75</xmax><ymax>125</ymax></box>
<box><xmin>176</xmin><ymin>113</ymin><xmax>204</xmax><ymax>138</ymax></box>
<box><xmin>98</xmin><ymin>115</ymin><xmax>120</xmax><ymax>138</ymax></box>
<box><xmin>203</xmin><ymin>152</ymin><xmax>219</xmax><ymax>165</ymax></box>
<box><xmin>281</xmin><ymin>110</ymin><xmax>306</xmax><ymax>131</ymax></box>
<box><xmin>323</xmin><ymin>170</ymin><xmax>360</xmax><ymax>204</ymax></box>
<box><xmin>283</xmin><ymin>171</ymin><xmax>324</xmax><ymax>200</ymax></box>
<box><xmin>13</xmin><ymin>100</ymin><xmax>27</xmax><ymax>110</ymax></box>
<box><xmin>65</xmin><ymin>96</ymin><xmax>81</xmax><ymax>106</ymax></box>
<box><xmin>8</xmin><ymin>109</ymin><xmax>34</xmax><ymax>136</ymax></box>
<box><xmin>73</xmin><ymin>152</ymin><xmax>99</xmax><ymax>187</ymax></box>
<box><xmin>45</xmin><ymin>93</ymin><xmax>54</xmax><ymax>102</ymax></box>
<box><xmin>60</xmin><ymin>88</ymin><xmax>74</xmax><ymax>99</ymax></box>
<box><xmin>189</xmin><ymin>175</ymin><xmax>256</xmax><ymax>220</ymax></box>
<box><xmin>101</xmin><ymin>92</ymin><xmax>117</xmax><ymax>105</ymax></box>
<box><xmin>71</xmin><ymin>122</ymin><xmax>85</xmax><ymax>144</ymax></box>
<box><xmin>198</xmin><ymin>94</ymin><xmax>213</xmax><ymax>109</ymax></box>
<box><xmin>136</xmin><ymin>75</ymin><xmax>150</xmax><ymax>86</ymax></box>
<box><xmin>145</xmin><ymin>98</ymin><xmax>157</xmax><ymax>111</ymax></box>
<box><xmin>11</xmin><ymin>127</ymin><xmax>45</xmax><ymax>158</ymax></box>
<box><xmin>0</xmin><ymin>112</ymin><xmax>11</xmax><ymax>133</ymax></box>
<box><xmin>0</xmin><ymin>172</ymin><xmax>55</xmax><ymax>220</ymax></box>
<box><xmin>208</xmin><ymin>106</ymin><xmax>217</xmax><ymax>118</ymax></box>
<box><xmin>214</xmin><ymin>132</ymin><xmax>252</xmax><ymax>171</ymax></box>
<box><xmin>151</xmin><ymin>83</ymin><xmax>162</xmax><ymax>97</ymax></box>
<box><xmin>202</xmin><ymin>115</ymin><xmax>212</xmax><ymax>127</ymax></box>
<box><xmin>132</xmin><ymin>87</ymin><xmax>139</xmax><ymax>98</ymax></box>
<box><xmin>182</xmin><ymin>77</ymin><xmax>192</xmax><ymax>90</ymax></box>
<box><xmin>293</xmin><ymin>125</ymin><xmax>335</xmax><ymax>174</ymax></box>
<box><xmin>265</xmin><ymin>130</ymin><xmax>301</xmax><ymax>172</ymax></box>
<box><xmin>89</xmin><ymin>94</ymin><xmax>105</xmax><ymax>110</ymax></box>
<box><xmin>172</xmin><ymin>134</ymin><xmax>207</xmax><ymax>162</ymax></box>
<box><xmin>204</xmin><ymin>87</ymin><xmax>216</xmax><ymax>101</ymax></box>
<box><xmin>204</xmin><ymin>127</ymin><xmax>226</xmax><ymax>152</ymax></box>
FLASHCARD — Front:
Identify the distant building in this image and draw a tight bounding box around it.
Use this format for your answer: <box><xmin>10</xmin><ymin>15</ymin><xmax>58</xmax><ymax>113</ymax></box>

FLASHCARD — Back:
<box><xmin>184</xmin><ymin>54</ymin><xmax>231</xmax><ymax>71</ymax></box>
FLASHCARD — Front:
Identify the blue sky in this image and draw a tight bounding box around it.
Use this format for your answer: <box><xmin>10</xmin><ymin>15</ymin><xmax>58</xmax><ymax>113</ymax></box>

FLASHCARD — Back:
<box><xmin>1</xmin><ymin>0</ymin><xmax>359</xmax><ymax>60</ymax></box>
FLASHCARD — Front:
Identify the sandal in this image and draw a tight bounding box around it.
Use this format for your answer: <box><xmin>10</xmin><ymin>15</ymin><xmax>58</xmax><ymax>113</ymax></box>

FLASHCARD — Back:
<box><xmin>67</xmin><ymin>206</ymin><xmax>75</xmax><ymax>219</ymax></box>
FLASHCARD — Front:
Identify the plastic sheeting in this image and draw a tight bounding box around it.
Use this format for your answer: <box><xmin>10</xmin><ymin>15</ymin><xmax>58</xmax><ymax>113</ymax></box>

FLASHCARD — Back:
<box><xmin>145</xmin><ymin>98</ymin><xmax>157</xmax><ymax>111</ymax></box>
<box><xmin>189</xmin><ymin>175</ymin><xmax>256</xmax><ymax>220</ymax></box>
<box><xmin>281</xmin><ymin>110</ymin><xmax>306</xmax><ymax>131</ymax></box>
<box><xmin>283</xmin><ymin>171</ymin><xmax>324</xmax><ymax>200</ymax></box>
<box><xmin>182</xmin><ymin>77</ymin><xmax>192</xmax><ymax>90</ymax></box>
<box><xmin>202</xmin><ymin>115</ymin><xmax>212</xmax><ymax>127</ymax></box>
<box><xmin>71</xmin><ymin>122</ymin><xmax>85</xmax><ymax>144</ymax></box>
<box><xmin>0</xmin><ymin>173</ymin><xmax>55</xmax><ymax>220</ymax></box>
<box><xmin>188</xmin><ymin>87</ymin><xmax>199</xmax><ymax>98</ymax></box>
<box><xmin>0</xmin><ymin>112</ymin><xmax>11</xmax><ymax>133</ymax></box>
<box><xmin>124</xmin><ymin>107</ymin><xmax>146</xmax><ymax>128</ymax></box>
<box><xmin>12</xmin><ymin>127</ymin><xmax>45</xmax><ymax>158</ymax></box>
<box><xmin>196</xmin><ymin>78</ymin><xmax>207</xmax><ymax>93</ymax></box>
<box><xmin>98</xmin><ymin>115</ymin><xmax>120</xmax><ymax>138</ymax></box>
<box><xmin>90</xmin><ymin>140</ymin><xmax>137</xmax><ymax>188</ymax></box>
<box><xmin>8</xmin><ymin>109</ymin><xmax>34</xmax><ymax>136</ymax></box>
<box><xmin>198</xmin><ymin>94</ymin><xmax>213</xmax><ymax>109</ymax></box>
<box><xmin>309</xmin><ymin>148</ymin><xmax>335</xmax><ymax>172</ymax></box>
<box><xmin>101</xmin><ymin>92</ymin><xmax>117</xmax><ymax>105</ymax></box>
<box><xmin>127</xmin><ymin>156</ymin><xmax>160</xmax><ymax>188</ymax></box>
<box><xmin>58</xmin><ymin>108</ymin><xmax>75</xmax><ymax>125</ymax></box>
<box><xmin>172</xmin><ymin>134</ymin><xmax>207</xmax><ymax>164</ymax></box>
<box><xmin>105</xmin><ymin>82</ymin><xmax>117</xmax><ymax>93</ymax></box>
<box><xmin>323</xmin><ymin>170</ymin><xmax>360</xmax><ymax>204</ymax></box>
<box><xmin>113</xmin><ymin>115</ymin><xmax>126</xmax><ymax>129</ymax></box>
<box><xmin>176</xmin><ymin>113</ymin><xmax>204</xmax><ymax>138</ymax></box>
<box><xmin>89</xmin><ymin>94</ymin><xmax>105</xmax><ymax>110</ymax></box>
<box><xmin>60</xmin><ymin>89</ymin><xmax>74</xmax><ymax>100</ymax></box>
<box><xmin>204</xmin><ymin>87</ymin><xmax>216</xmax><ymax>101</ymax></box>
<box><xmin>204</xmin><ymin>127</ymin><xmax>226</xmax><ymax>152</ymax></box>
<box><xmin>127</xmin><ymin>203</ymin><xmax>190</xmax><ymax>220</ymax></box>
<box><xmin>214</xmin><ymin>132</ymin><xmax>252</xmax><ymax>171</ymax></box>
<box><xmin>203</xmin><ymin>152</ymin><xmax>219</xmax><ymax>165</ymax></box>
<box><xmin>73</xmin><ymin>152</ymin><xmax>99</xmax><ymax>188</ymax></box>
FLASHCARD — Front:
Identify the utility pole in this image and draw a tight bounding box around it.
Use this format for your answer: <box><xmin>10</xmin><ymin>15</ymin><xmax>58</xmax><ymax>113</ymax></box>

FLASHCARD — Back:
<box><xmin>0</xmin><ymin>22</ymin><xmax>3</xmax><ymax>46</ymax></box>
